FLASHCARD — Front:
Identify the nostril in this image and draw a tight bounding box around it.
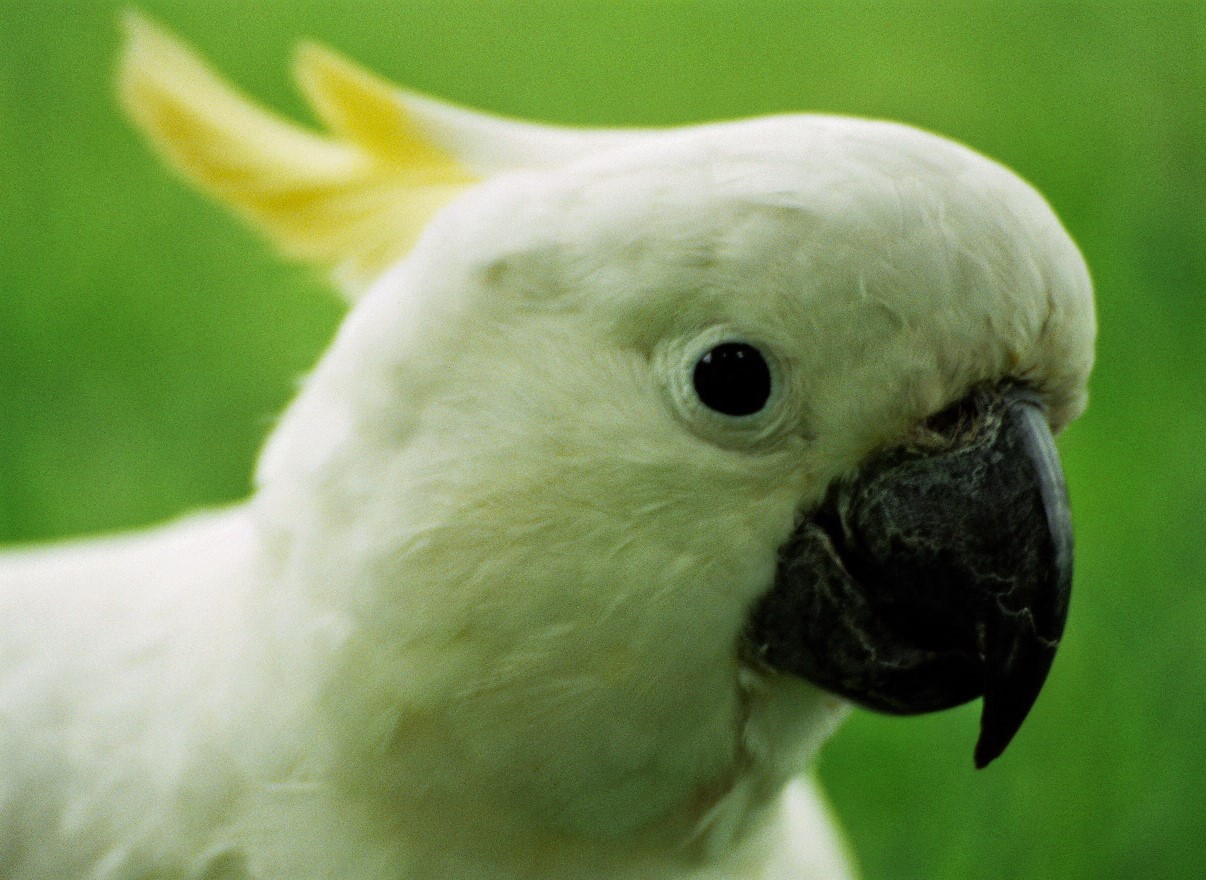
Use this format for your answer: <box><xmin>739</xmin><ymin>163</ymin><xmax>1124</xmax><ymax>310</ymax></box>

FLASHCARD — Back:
<box><xmin>924</xmin><ymin>392</ymin><xmax>981</xmax><ymax>436</ymax></box>
<box><xmin>901</xmin><ymin>380</ymin><xmax>1043</xmax><ymax>456</ymax></box>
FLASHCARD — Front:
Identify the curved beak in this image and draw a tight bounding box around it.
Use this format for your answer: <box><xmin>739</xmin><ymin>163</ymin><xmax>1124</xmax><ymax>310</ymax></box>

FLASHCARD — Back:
<box><xmin>745</xmin><ymin>383</ymin><xmax>1073</xmax><ymax>768</ymax></box>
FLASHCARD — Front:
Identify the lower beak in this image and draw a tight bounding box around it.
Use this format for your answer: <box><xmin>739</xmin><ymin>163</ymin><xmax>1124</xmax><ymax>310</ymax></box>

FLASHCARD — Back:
<box><xmin>744</xmin><ymin>383</ymin><xmax>1074</xmax><ymax>768</ymax></box>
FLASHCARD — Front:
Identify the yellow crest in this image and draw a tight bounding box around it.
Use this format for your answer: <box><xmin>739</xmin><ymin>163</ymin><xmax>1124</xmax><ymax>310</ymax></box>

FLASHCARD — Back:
<box><xmin>119</xmin><ymin>13</ymin><xmax>478</xmax><ymax>297</ymax></box>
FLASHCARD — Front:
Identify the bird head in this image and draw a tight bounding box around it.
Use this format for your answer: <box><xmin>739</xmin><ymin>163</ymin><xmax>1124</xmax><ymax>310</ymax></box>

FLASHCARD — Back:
<box><xmin>120</xmin><ymin>14</ymin><xmax>1094</xmax><ymax>845</ymax></box>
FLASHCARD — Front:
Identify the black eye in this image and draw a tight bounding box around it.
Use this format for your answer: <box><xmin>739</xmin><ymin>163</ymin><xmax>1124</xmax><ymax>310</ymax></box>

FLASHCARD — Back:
<box><xmin>692</xmin><ymin>342</ymin><xmax>773</xmax><ymax>416</ymax></box>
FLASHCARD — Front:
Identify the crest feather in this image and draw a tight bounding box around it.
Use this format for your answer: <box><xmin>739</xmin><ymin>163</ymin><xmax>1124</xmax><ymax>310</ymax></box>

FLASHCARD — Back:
<box><xmin>118</xmin><ymin>12</ymin><xmax>477</xmax><ymax>298</ymax></box>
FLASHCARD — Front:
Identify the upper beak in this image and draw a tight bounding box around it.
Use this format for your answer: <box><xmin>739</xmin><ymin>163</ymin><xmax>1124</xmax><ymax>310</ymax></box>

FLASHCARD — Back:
<box><xmin>744</xmin><ymin>383</ymin><xmax>1074</xmax><ymax>768</ymax></box>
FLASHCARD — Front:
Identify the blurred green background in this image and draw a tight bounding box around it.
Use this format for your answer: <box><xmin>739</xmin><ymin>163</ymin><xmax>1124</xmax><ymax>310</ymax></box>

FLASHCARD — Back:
<box><xmin>1</xmin><ymin>1</ymin><xmax>1202</xmax><ymax>877</ymax></box>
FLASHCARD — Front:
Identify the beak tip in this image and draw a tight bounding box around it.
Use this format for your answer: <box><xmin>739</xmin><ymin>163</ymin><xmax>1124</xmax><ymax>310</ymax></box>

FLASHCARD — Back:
<box><xmin>973</xmin><ymin>731</ymin><xmax>1006</xmax><ymax>769</ymax></box>
<box><xmin>972</xmin><ymin>664</ymin><xmax>1049</xmax><ymax>768</ymax></box>
<box><xmin>973</xmin><ymin>704</ymin><xmax>1021</xmax><ymax>768</ymax></box>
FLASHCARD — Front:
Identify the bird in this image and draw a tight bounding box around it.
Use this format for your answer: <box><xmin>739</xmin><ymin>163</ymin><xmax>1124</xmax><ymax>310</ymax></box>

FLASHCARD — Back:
<box><xmin>0</xmin><ymin>12</ymin><xmax>1095</xmax><ymax>880</ymax></box>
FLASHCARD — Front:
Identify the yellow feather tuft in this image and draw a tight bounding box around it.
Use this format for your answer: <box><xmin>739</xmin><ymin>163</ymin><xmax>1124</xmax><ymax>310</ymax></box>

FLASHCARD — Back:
<box><xmin>294</xmin><ymin>42</ymin><xmax>447</xmax><ymax>167</ymax></box>
<box><xmin>118</xmin><ymin>11</ymin><xmax>478</xmax><ymax>298</ymax></box>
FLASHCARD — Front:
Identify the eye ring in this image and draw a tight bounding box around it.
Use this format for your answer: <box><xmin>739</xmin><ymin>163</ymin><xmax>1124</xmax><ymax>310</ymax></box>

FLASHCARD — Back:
<box><xmin>658</xmin><ymin>327</ymin><xmax>797</xmax><ymax>449</ymax></box>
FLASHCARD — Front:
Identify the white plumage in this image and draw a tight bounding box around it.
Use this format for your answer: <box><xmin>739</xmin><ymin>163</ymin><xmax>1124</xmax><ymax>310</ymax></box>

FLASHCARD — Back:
<box><xmin>0</xmin><ymin>14</ymin><xmax>1094</xmax><ymax>879</ymax></box>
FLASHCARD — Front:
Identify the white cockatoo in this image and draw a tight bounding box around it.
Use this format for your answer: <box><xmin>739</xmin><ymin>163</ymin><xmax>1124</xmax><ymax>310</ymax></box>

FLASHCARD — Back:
<box><xmin>0</xmin><ymin>13</ymin><xmax>1095</xmax><ymax>880</ymax></box>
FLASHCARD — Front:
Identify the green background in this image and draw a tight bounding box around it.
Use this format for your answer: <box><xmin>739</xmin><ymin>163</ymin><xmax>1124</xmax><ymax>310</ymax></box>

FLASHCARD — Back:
<box><xmin>1</xmin><ymin>2</ymin><xmax>1202</xmax><ymax>877</ymax></box>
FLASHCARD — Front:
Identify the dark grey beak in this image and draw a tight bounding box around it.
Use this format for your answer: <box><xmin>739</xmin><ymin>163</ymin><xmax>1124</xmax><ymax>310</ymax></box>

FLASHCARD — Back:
<box><xmin>744</xmin><ymin>383</ymin><xmax>1073</xmax><ymax>768</ymax></box>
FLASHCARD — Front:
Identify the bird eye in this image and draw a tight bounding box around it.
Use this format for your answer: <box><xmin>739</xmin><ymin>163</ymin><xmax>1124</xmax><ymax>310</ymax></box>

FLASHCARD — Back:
<box><xmin>692</xmin><ymin>342</ymin><xmax>773</xmax><ymax>416</ymax></box>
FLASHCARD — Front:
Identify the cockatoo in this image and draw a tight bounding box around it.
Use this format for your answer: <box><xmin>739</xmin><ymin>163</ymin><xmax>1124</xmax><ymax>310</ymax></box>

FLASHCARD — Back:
<box><xmin>0</xmin><ymin>13</ymin><xmax>1095</xmax><ymax>880</ymax></box>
